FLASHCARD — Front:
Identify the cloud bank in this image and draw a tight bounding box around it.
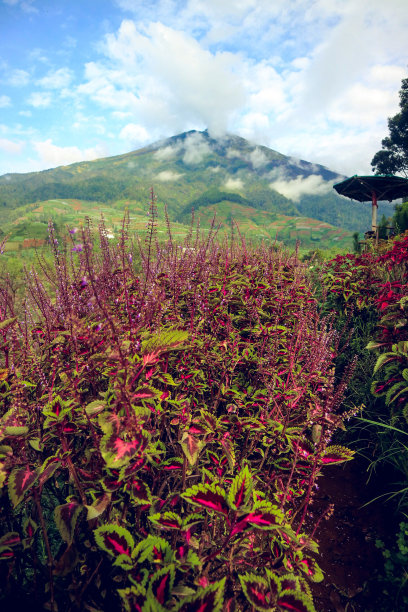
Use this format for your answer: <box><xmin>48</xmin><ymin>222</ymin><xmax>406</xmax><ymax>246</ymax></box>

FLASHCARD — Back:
<box><xmin>269</xmin><ymin>174</ymin><xmax>332</xmax><ymax>202</ymax></box>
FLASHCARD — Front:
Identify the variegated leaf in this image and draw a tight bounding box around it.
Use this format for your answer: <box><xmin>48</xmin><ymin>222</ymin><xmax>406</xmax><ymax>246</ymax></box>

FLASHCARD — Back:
<box><xmin>94</xmin><ymin>524</ymin><xmax>134</xmax><ymax>558</ymax></box>
<box><xmin>0</xmin><ymin>532</ymin><xmax>20</xmax><ymax>548</ymax></box>
<box><xmin>118</xmin><ymin>584</ymin><xmax>146</xmax><ymax>612</ymax></box>
<box><xmin>85</xmin><ymin>492</ymin><xmax>111</xmax><ymax>520</ymax></box>
<box><xmin>131</xmin><ymin>535</ymin><xmax>173</xmax><ymax>565</ymax></box>
<box><xmin>130</xmin><ymin>478</ymin><xmax>152</xmax><ymax>505</ymax></box>
<box><xmin>239</xmin><ymin>573</ymin><xmax>275</xmax><ymax>610</ymax></box>
<box><xmin>149</xmin><ymin>512</ymin><xmax>183</xmax><ymax>530</ymax></box>
<box><xmin>8</xmin><ymin>465</ymin><xmax>38</xmax><ymax>507</ymax></box>
<box><xmin>54</xmin><ymin>501</ymin><xmax>83</xmax><ymax>544</ymax></box>
<box><xmin>277</xmin><ymin>589</ymin><xmax>317</xmax><ymax>612</ymax></box>
<box><xmin>174</xmin><ymin>578</ymin><xmax>225</xmax><ymax>612</ymax></box>
<box><xmin>228</xmin><ymin>465</ymin><xmax>253</xmax><ymax>511</ymax></box>
<box><xmin>321</xmin><ymin>445</ymin><xmax>354</xmax><ymax>465</ymax></box>
<box><xmin>182</xmin><ymin>483</ymin><xmax>229</xmax><ymax>518</ymax></box>
<box><xmin>148</xmin><ymin>565</ymin><xmax>175</xmax><ymax>606</ymax></box>
<box><xmin>180</xmin><ymin>431</ymin><xmax>204</xmax><ymax>466</ymax></box>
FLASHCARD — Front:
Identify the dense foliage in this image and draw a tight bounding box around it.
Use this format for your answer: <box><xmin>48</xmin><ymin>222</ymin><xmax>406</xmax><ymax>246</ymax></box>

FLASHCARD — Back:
<box><xmin>0</xmin><ymin>202</ymin><xmax>353</xmax><ymax>611</ymax></box>
<box><xmin>371</xmin><ymin>76</ymin><xmax>408</xmax><ymax>178</ymax></box>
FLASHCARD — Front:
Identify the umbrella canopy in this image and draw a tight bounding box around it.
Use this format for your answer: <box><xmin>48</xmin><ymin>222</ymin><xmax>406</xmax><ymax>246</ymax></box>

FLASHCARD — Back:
<box><xmin>333</xmin><ymin>174</ymin><xmax>408</xmax><ymax>231</ymax></box>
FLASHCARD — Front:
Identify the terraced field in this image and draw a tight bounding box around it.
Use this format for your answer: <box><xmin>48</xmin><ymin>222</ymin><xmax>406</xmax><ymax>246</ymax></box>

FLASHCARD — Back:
<box><xmin>2</xmin><ymin>197</ymin><xmax>352</xmax><ymax>253</ymax></box>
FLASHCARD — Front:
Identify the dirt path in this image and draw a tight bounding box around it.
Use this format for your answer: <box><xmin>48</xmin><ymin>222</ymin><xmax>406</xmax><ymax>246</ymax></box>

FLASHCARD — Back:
<box><xmin>310</xmin><ymin>457</ymin><xmax>396</xmax><ymax>611</ymax></box>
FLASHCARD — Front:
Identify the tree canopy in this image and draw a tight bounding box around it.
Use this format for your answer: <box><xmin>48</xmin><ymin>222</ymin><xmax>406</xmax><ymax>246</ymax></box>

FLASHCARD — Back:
<box><xmin>371</xmin><ymin>76</ymin><xmax>408</xmax><ymax>177</ymax></box>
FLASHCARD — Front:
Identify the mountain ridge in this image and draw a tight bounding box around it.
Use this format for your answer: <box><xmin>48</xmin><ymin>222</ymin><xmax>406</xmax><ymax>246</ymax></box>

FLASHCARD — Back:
<box><xmin>0</xmin><ymin>129</ymin><xmax>394</xmax><ymax>235</ymax></box>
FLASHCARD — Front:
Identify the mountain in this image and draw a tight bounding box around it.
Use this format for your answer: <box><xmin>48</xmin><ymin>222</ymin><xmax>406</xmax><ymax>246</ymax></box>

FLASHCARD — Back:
<box><xmin>0</xmin><ymin>130</ymin><xmax>395</xmax><ymax>241</ymax></box>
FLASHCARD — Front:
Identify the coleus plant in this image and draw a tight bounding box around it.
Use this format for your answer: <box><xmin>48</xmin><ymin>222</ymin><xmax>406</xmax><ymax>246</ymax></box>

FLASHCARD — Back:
<box><xmin>368</xmin><ymin>234</ymin><xmax>408</xmax><ymax>424</ymax></box>
<box><xmin>0</xmin><ymin>200</ymin><xmax>352</xmax><ymax>611</ymax></box>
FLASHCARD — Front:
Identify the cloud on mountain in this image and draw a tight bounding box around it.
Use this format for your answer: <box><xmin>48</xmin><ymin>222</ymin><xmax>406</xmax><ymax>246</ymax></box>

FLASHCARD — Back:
<box><xmin>269</xmin><ymin>173</ymin><xmax>331</xmax><ymax>202</ymax></box>
<box><xmin>225</xmin><ymin>177</ymin><xmax>244</xmax><ymax>190</ymax></box>
<box><xmin>156</xmin><ymin>170</ymin><xmax>184</xmax><ymax>181</ymax></box>
<box><xmin>182</xmin><ymin>132</ymin><xmax>212</xmax><ymax>165</ymax></box>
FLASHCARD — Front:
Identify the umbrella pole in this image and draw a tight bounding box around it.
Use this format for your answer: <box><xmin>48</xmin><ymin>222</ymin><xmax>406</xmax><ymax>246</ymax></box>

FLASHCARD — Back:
<box><xmin>371</xmin><ymin>191</ymin><xmax>378</xmax><ymax>233</ymax></box>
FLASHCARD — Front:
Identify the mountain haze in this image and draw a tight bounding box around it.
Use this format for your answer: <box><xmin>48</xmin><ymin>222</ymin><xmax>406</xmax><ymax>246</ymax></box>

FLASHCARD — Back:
<box><xmin>0</xmin><ymin>130</ymin><xmax>394</xmax><ymax>235</ymax></box>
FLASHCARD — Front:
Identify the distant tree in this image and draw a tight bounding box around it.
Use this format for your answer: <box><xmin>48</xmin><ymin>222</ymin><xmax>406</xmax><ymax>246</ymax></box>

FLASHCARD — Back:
<box><xmin>393</xmin><ymin>200</ymin><xmax>408</xmax><ymax>234</ymax></box>
<box><xmin>378</xmin><ymin>214</ymin><xmax>390</xmax><ymax>239</ymax></box>
<box><xmin>371</xmin><ymin>76</ymin><xmax>408</xmax><ymax>177</ymax></box>
<box><xmin>352</xmin><ymin>232</ymin><xmax>361</xmax><ymax>253</ymax></box>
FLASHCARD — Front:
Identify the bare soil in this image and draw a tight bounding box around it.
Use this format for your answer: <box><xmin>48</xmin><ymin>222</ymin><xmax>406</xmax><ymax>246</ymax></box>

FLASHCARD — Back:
<box><xmin>310</xmin><ymin>457</ymin><xmax>397</xmax><ymax>612</ymax></box>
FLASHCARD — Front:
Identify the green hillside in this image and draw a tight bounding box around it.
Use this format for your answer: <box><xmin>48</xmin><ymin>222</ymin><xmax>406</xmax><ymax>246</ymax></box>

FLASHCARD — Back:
<box><xmin>1</xmin><ymin>196</ymin><xmax>352</xmax><ymax>254</ymax></box>
<box><xmin>0</xmin><ymin>130</ymin><xmax>395</xmax><ymax>248</ymax></box>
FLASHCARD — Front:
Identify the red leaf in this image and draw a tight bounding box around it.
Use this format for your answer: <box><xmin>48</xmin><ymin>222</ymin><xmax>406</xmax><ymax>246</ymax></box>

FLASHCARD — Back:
<box><xmin>183</xmin><ymin>483</ymin><xmax>229</xmax><ymax>517</ymax></box>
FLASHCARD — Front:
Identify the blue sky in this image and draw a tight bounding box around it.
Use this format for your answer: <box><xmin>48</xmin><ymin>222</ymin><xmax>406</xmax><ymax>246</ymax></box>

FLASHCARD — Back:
<box><xmin>0</xmin><ymin>0</ymin><xmax>407</xmax><ymax>178</ymax></box>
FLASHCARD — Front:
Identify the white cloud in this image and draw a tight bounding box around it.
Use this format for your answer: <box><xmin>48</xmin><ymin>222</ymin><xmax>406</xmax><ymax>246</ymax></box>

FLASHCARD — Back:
<box><xmin>0</xmin><ymin>95</ymin><xmax>11</xmax><ymax>108</ymax></box>
<box><xmin>27</xmin><ymin>92</ymin><xmax>52</xmax><ymax>108</ymax></box>
<box><xmin>249</xmin><ymin>147</ymin><xmax>268</xmax><ymax>169</ymax></box>
<box><xmin>225</xmin><ymin>177</ymin><xmax>244</xmax><ymax>190</ymax></box>
<box><xmin>154</xmin><ymin>144</ymin><xmax>181</xmax><ymax>161</ymax></box>
<box><xmin>3</xmin><ymin>0</ymin><xmax>37</xmax><ymax>12</ymax></box>
<box><xmin>37</xmin><ymin>68</ymin><xmax>73</xmax><ymax>89</ymax></box>
<box><xmin>182</xmin><ymin>132</ymin><xmax>212</xmax><ymax>164</ymax></box>
<box><xmin>119</xmin><ymin>123</ymin><xmax>150</xmax><ymax>145</ymax></box>
<box><xmin>8</xmin><ymin>69</ymin><xmax>30</xmax><ymax>86</ymax></box>
<box><xmin>0</xmin><ymin>138</ymin><xmax>24</xmax><ymax>154</ymax></box>
<box><xmin>156</xmin><ymin>170</ymin><xmax>184</xmax><ymax>181</ymax></box>
<box><xmin>80</xmin><ymin>20</ymin><xmax>246</xmax><ymax>134</ymax></box>
<box><xmin>269</xmin><ymin>174</ymin><xmax>331</xmax><ymax>201</ymax></box>
<box><xmin>32</xmin><ymin>139</ymin><xmax>107</xmax><ymax>168</ymax></box>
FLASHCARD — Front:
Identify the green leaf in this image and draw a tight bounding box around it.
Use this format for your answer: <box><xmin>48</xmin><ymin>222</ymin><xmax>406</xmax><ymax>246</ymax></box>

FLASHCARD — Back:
<box><xmin>321</xmin><ymin>445</ymin><xmax>354</xmax><ymax>465</ymax></box>
<box><xmin>239</xmin><ymin>573</ymin><xmax>275</xmax><ymax>611</ymax></box>
<box><xmin>0</xmin><ymin>317</ymin><xmax>17</xmax><ymax>331</ymax></box>
<box><xmin>132</xmin><ymin>535</ymin><xmax>173</xmax><ymax>564</ymax></box>
<box><xmin>4</xmin><ymin>426</ymin><xmax>29</xmax><ymax>437</ymax></box>
<box><xmin>141</xmin><ymin>328</ymin><xmax>189</xmax><ymax>355</ymax></box>
<box><xmin>277</xmin><ymin>590</ymin><xmax>317</xmax><ymax>612</ymax></box>
<box><xmin>94</xmin><ymin>524</ymin><xmax>134</xmax><ymax>558</ymax></box>
<box><xmin>182</xmin><ymin>482</ymin><xmax>229</xmax><ymax>517</ymax></box>
<box><xmin>148</xmin><ymin>565</ymin><xmax>175</xmax><ymax>606</ymax></box>
<box><xmin>180</xmin><ymin>430</ymin><xmax>204</xmax><ymax>466</ymax></box>
<box><xmin>38</xmin><ymin>456</ymin><xmax>61</xmax><ymax>486</ymax></box>
<box><xmin>220</xmin><ymin>436</ymin><xmax>235</xmax><ymax>471</ymax></box>
<box><xmin>366</xmin><ymin>340</ymin><xmax>386</xmax><ymax>351</ymax></box>
<box><xmin>100</xmin><ymin>428</ymin><xmax>149</xmax><ymax>469</ymax></box>
<box><xmin>0</xmin><ymin>532</ymin><xmax>20</xmax><ymax>548</ymax></box>
<box><xmin>174</xmin><ymin>578</ymin><xmax>225</xmax><ymax>612</ymax></box>
<box><xmin>129</xmin><ymin>479</ymin><xmax>152</xmax><ymax>505</ymax></box>
<box><xmin>29</xmin><ymin>438</ymin><xmax>43</xmax><ymax>451</ymax></box>
<box><xmin>54</xmin><ymin>501</ymin><xmax>83</xmax><ymax>544</ymax></box>
<box><xmin>297</xmin><ymin>557</ymin><xmax>324</xmax><ymax>583</ymax></box>
<box><xmin>0</xmin><ymin>444</ymin><xmax>12</xmax><ymax>459</ymax></box>
<box><xmin>385</xmin><ymin>381</ymin><xmax>408</xmax><ymax>405</ymax></box>
<box><xmin>149</xmin><ymin>512</ymin><xmax>183</xmax><ymax>530</ymax></box>
<box><xmin>8</xmin><ymin>465</ymin><xmax>38</xmax><ymax>507</ymax></box>
<box><xmin>85</xmin><ymin>493</ymin><xmax>110</xmax><ymax>521</ymax></box>
<box><xmin>373</xmin><ymin>352</ymin><xmax>396</xmax><ymax>374</ymax></box>
<box><xmin>118</xmin><ymin>584</ymin><xmax>146</xmax><ymax>612</ymax></box>
<box><xmin>84</xmin><ymin>400</ymin><xmax>106</xmax><ymax>417</ymax></box>
<box><xmin>228</xmin><ymin>464</ymin><xmax>253</xmax><ymax>511</ymax></box>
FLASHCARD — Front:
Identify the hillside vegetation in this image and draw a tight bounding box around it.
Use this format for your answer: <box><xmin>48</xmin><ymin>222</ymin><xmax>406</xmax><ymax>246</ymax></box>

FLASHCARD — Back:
<box><xmin>0</xmin><ymin>131</ymin><xmax>395</xmax><ymax>244</ymax></box>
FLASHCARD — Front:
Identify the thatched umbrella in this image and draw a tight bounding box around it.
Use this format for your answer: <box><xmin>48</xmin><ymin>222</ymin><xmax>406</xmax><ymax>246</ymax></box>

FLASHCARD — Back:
<box><xmin>333</xmin><ymin>175</ymin><xmax>408</xmax><ymax>232</ymax></box>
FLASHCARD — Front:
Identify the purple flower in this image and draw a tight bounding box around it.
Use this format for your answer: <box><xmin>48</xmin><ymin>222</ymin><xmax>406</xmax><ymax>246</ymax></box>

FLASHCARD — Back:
<box><xmin>69</xmin><ymin>228</ymin><xmax>78</xmax><ymax>235</ymax></box>
<box><xmin>72</xmin><ymin>244</ymin><xmax>83</xmax><ymax>253</ymax></box>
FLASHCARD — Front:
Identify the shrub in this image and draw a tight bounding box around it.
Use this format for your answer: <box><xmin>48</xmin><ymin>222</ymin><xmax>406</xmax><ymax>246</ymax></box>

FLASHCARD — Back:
<box><xmin>0</xmin><ymin>202</ymin><xmax>352</xmax><ymax>611</ymax></box>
